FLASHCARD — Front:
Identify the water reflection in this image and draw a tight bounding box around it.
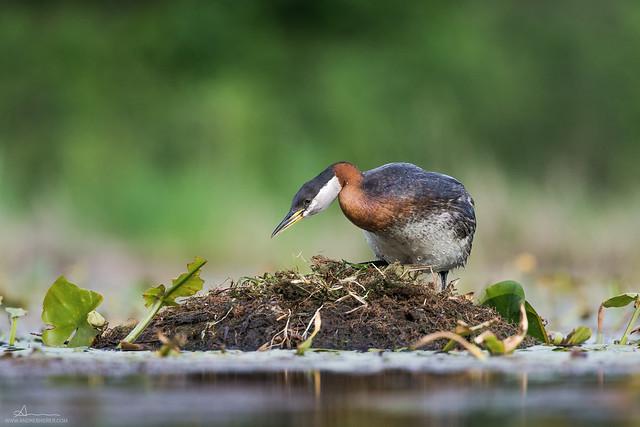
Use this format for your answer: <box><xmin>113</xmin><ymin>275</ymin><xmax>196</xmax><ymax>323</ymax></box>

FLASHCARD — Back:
<box><xmin>1</xmin><ymin>370</ymin><xmax>639</xmax><ymax>427</ymax></box>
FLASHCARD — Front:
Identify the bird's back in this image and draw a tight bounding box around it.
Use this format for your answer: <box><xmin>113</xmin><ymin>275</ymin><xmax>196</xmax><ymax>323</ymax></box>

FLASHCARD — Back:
<box><xmin>359</xmin><ymin>162</ymin><xmax>476</xmax><ymax>269</ymax></box>
<box><xmin>363</xmin><ymin>163</ymin><xmax>473</xmax><ymax>214</ymax></box>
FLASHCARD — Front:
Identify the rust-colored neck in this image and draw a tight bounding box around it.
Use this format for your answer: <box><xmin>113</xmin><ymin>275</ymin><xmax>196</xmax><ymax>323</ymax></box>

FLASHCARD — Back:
<box><xmin>333</xmin><ymin>162</ymin><xmax>394</xmax><ymax>232</ymax></box>
<box><xmin>332</xmin><ymin>162</ymin><xmax>362</xmax><ymax>187</ymax></box>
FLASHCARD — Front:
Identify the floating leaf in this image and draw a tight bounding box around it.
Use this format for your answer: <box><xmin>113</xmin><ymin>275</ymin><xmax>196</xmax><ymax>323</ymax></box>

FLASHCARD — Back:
<box><xmin>478</xmin><ymin>281</ymin><xmax>548</xmax><ymax>343</ymax></box>
<box><xmin>549</xmin><ymin>331</ymin><xmax>564</xmax><ymax>346</ymax></box>
<box><xmin>41</xmin><ymin>276</ymin><xmax>104</xmax><ymax>347</ymax></box>
<box><xmin>549</xmin><ymin>326</ymin><xmax>592</xmax><ymax>347</ymax></box>
<box><xmin>6</xmin><ymin>307</ymin><xmax>27</xmax><ymax>319</ymax></box>
<box><xmin>563</xmin><ymin>326</ymin><xmax>592</xmax><ymax>346</ymax></box>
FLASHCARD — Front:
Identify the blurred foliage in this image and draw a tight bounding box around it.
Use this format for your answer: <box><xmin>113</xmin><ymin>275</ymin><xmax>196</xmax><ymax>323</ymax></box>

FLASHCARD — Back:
<box><xmin>1</xmin><ymin>1</ymin><xmax>639</xmax><ymax>251</ymax></box>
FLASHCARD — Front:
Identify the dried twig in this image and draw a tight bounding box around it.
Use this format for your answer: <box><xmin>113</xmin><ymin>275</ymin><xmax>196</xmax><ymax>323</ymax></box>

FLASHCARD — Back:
<box><xmin>411</xmin><ymin>331</ymin><xmax>486</xmax><ymax>360</ymax></box>
<box><xmin>302</xmin><ymin>305</ymin><xmax>324</xmax><ymax>339</ymax></box>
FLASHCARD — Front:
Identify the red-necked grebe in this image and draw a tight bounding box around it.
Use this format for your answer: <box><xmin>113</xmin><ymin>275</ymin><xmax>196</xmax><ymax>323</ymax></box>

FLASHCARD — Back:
<box><xmin>272</xmin><ymin>162</ymin><xmax>476</xmax><ymax>290</ymax></box>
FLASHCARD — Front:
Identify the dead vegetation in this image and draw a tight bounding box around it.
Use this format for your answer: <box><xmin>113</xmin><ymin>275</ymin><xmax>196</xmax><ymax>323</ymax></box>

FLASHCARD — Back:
<box><xmin>95</xmin><ymin>256</ymin><xmax>531</xmax><ymax>351</ymax></box>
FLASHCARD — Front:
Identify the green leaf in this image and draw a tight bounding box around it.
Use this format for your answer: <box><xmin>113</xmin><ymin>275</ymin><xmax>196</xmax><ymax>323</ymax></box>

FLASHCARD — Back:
<box><xmin>474</xmin><ymin>303</ymin><xmax>528</xmax><ymax>355</ymax></box>
<box><xmin>598</xmin><ymin>293</ymin><xmax>640</xmax><ymax>344</ymax></box>
<box><xmin>41</xmin><ymin>276</ymin><xmax>104</xmax><ymax>347</ymax></box>
<box><xmin>163</xmin><ymin>256</ymin><xmax>206</xmax><ymax>304</ymax></box>
<box><xmin>6</xmin><ymin>307</ymin><xmax>27</xmax><ymax>319</ymax></box>
<box><xmin>524</xmin><ymin>301</ymin><xmax>549</xmax><ymax>344</ymax></box>
<box><xmin>68</xmin><ymin>322</ymin><xmax>101</xmax><ymax>347</ymax></box>
<box><xmin>477</xmin><ymin>280</ymin><xmax>525</xmax><ymax>321</ymax></box>
<box><xmin>142</xmin><ymin>284</ymin><xmax>166</xmax><ymax>308</ymax></box>
<box><xmin>549</xmin><ymin>326</ymin><xmax>592</xmax><ymax>347</ymax></box>
<box><xmin>479</xmin><ymin>333</ymin><xmax>506</xmax><ymax>355</ymax></box>
<box><xmin>563</xmin><ymin>326</ymin><xmax>592</xmax><ymax>346</ymax></box>
<box><xmin>478</xmin><ymin>281</ymin><xmax>549</xmax><ymax>343</ymax></box>
<box><xmin>602</xmin><ymin>293</ymin><xmax>639</xmax><ymax>308</ymax></box>
<box><xmin>549</xmin><ymin>331</ymin><xmax>564</xmax><ymax>346</ymax></box>
<box><xmin>141</xmin><ymin>256</ymin><xmax>206</xmax><ymax>307</ymax></box>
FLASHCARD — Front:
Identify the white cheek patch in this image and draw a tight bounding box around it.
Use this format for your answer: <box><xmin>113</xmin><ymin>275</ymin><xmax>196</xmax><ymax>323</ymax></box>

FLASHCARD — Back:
<box><xmin>304</xmin><ymin>176</ymin><xmax>342</xmax><ymax>216</ymax></box>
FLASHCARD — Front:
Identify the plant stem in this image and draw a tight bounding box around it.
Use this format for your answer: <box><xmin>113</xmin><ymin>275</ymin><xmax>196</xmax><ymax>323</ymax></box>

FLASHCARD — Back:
<box><xmin>120</xmin><ymin>298</ymin><xmax>163</xmax><ymax>347</ymax></box>
<box><xmin>596</xmin><ymin>304</ymin><xmax>605</xmax><ymax>344</ymax></box>
<box><xmin>620</xmin><ymin>299</ymin><xmax>640</xmax><ymax>345</ymax></box>
<box><xmin>118</xmin><ymin>257</ymin><xmax>206</xmax><ymax>348</ymax></box>
<box><xmin>9</xmin><ymin>319</ymin><xmax>17</xmax><ymax>346</ymax></box>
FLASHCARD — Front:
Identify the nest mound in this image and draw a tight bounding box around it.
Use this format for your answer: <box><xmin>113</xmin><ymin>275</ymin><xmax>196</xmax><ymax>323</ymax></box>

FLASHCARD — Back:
<box><xmin>95</xmin><ymin>256</ymin><xmax>529</xmax><ymax>351</ymax></box>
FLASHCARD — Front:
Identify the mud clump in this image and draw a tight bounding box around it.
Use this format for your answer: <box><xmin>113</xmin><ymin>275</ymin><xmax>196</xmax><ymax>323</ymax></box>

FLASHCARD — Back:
<box><xmin>95</xmin><ymin>256</ymin><xmax>532</xmax><ymax>351</ymax></box>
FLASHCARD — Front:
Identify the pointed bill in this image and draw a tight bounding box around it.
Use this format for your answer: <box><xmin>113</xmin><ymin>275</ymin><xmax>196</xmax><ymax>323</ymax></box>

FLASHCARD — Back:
<box><xmin>271</xmin><ymin>209</ymin><xmax>305</xmax><ymax>237</ymax></box>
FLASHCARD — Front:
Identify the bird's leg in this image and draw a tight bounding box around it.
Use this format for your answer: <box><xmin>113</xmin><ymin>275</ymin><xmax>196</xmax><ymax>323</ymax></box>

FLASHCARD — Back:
<box><xmin>439</xmin><ymin>270</ymin><xmax>449</xmax><ymax>292</ymax></box>
<box><xmin>366</xmin><ymin>260</ymin><xmax>389</xmax><ymax>267</ymax></box>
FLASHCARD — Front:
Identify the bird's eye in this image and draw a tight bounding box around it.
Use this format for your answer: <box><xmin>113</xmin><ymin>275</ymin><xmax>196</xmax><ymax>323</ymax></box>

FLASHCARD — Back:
<box><xmin>303</xmin><ymin>199</ymin><xmax>311</xmax><ymax>207</ymax></box>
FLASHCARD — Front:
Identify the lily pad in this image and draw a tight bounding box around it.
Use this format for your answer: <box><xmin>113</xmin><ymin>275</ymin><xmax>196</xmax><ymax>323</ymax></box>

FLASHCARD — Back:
<box><xmin>550</xmin><ymin>326</ymin><xmax>592</xmax><ymax>346</ymax></box>
<box><xmin>41</xmin><ymin>276</ymin><xmax>104</xmax><ymax>347</ymax></box>
<box><xmin>477</xmin><ymin>281</ymin><xmax>524</xmax><ymax>321</ymax></box>
<box><xmin>478</xmin><ymin>280</ymin><xmax>549</xmax><ymax>343</ymax></box>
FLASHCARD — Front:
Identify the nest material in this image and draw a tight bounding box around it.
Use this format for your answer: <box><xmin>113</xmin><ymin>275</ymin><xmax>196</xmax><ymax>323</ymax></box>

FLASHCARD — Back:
<box><xmin>95</xmin><ymin>256</ymin><xmax>531</xmax><ymax>351</ymax></box>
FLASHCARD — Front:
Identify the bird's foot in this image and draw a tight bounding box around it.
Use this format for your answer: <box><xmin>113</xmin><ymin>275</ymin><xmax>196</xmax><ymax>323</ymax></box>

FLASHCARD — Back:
<box><xmin>399</xmin><ymin>265</ymin><xmax>451</xmax><ymax>292</ymax></box>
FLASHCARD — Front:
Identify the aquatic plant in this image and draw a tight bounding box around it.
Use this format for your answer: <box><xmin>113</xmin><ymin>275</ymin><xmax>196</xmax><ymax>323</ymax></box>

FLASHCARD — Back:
<box><xmin>548</xmin><ymin>326</ymin><xmax>592</xmax><ymax>347</ymax></box>
<box><xmin>41</xmin><ymin>277</ymin><xmax>105</xmax><ymax>347</ymax></box>
<box><xmin>477</xmin><ymin>280</ymin><xmax>548</xmax><ymax>343</ymax></box>
<box><xmin>120</xmin><ymin>257</ymin><xmax>207</xmax><ymax>346</ymax></box>
<box><xmin>156</xmin><ymin>332</ymin><xmax>186</xmax><ymax>357</ymax></box>
<box><xmin>295</xmin><ymin>309</ymin><xmax>322</xmax><ymax>356</ymax></box>
<box><xmin>5</xmin><ymin>307</ymin><xmax>27</xmax><ymax>346</ymax></box>
<box><xmin>597</xmin><ymin>293</ymin><xmax>640</xmax><ymax>344</ymax></box>
<box><xmin>413</xmin><ymin>302</ymin><xmax>528</xmax><ymax>357</ymax></box>
<box><xmin>474</xmin><ymin>303</ymin><xmax>528</xmax><ymax>355</ymax></box>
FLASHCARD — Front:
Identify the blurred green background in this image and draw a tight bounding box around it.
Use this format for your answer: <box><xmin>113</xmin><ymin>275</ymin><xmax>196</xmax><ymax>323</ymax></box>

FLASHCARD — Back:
<box><xmin>1</xmin><ymin>1</ymin><xmax>639</xmax><ymax>324</ymax></box>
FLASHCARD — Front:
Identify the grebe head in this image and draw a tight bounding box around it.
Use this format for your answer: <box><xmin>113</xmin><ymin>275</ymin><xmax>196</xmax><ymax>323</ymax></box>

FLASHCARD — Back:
<box><xmin>271</xmin><ymin>165</ymin><xmax>343</xmax><ymax>237</ymax></box>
